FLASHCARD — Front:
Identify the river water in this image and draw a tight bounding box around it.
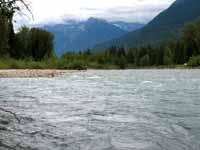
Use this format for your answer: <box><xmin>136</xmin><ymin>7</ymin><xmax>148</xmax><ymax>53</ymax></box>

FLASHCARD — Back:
<box><xmin>0</xmin><ymin>70</ymin><xmax>200</xmax><ymax>150</ymax></box>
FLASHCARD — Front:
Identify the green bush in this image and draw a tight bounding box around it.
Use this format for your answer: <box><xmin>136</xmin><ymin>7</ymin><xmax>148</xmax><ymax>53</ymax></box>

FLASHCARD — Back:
<box><xmin>0</xmin><ymin>58</ymin><xmax>9</xmax><ymax>69</ymax></box>
<box><xmin>67</xmin><ymin>60</ymin><xmax>87</xmax><ymax>70</ymax></box>
<box><xmin>188</xmin><ymin>55</ymin><xmax>200</xmax><ymax>66</ymax></box>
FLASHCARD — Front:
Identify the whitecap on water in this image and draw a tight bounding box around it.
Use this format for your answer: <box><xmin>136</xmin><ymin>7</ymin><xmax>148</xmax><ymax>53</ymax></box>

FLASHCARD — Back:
<box><xmin>88</xmin><ymin>75</ymin><xmax>101</xmax><ymax>79</ymax></box>
<box><xmin>141</xmin><ymin>81</ymin><xmax>153</xmax><ymax>84</ymax></box>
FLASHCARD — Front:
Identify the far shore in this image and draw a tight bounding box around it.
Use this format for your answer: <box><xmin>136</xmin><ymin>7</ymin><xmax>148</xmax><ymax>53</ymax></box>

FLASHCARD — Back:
<box><xmin>0</xmin><ymin>69</ymin><xmax>77</xmax><ymax>78</ymax></box>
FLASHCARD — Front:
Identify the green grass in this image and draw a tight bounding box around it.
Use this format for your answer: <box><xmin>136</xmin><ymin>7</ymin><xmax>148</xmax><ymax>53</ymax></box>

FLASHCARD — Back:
<box><xmin>0</xmin><ymin>56</ymin><xmax>199</xmax><ymax>70</ymax></box>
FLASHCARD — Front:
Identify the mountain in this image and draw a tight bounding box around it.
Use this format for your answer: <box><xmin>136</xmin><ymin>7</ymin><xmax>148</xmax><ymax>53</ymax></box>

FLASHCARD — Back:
<box><xmin>95</xmin><ymin>0</ymin><xmax>200</xmax><ymax>50</ymax></box>
<box><xmin>111</xmin><ymin>21</ymin><xmax>145</xmax><ymax>31</ymax></box>
<box><xmin>43</xmin><ymin>18</ymin><xmax>128</xmax><ymax>55</ymax></box>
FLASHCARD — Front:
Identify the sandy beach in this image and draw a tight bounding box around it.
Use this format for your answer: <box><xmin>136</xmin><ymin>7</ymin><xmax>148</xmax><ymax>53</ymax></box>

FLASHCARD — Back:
<box><xmin>0</xmin><ymin>69</ymin><xmax>75</xmax><ymax>78</ymax></box>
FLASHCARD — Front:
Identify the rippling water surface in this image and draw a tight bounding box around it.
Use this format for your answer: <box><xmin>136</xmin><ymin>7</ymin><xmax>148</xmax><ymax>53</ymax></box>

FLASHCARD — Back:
<box><xmin>0</xmin><ymin>70</ymin><xmax>200</xmax><ymax>150</ymax></box>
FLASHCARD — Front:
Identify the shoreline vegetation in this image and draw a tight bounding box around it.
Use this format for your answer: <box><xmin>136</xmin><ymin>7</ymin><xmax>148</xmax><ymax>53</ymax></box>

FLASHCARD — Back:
<box><xmin>0</xmin><ymin>21</ymin><xmax>200</xmax><ymax>72</ymax></box>
<box><xmin>1</xmin><ymin>2</ymin><xmax>200</xmax><ymax>72</ymax></box>
<box><xmin>0</xmin><ymin>54</ymin><xmax>199</xmax><ymax>71</ymax></box>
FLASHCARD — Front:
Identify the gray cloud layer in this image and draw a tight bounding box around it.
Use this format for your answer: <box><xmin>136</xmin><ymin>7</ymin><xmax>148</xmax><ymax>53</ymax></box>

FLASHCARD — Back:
<box><xmin>15</xmin><ymin>0</ymin><xmax>176</xmax><ymax>27</ymax></box>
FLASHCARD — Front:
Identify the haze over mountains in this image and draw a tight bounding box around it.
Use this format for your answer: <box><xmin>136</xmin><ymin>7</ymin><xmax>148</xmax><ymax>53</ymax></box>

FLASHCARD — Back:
<box><xmin>95</xmin><ymin>0</ymin><xmax>200</xmax><ymax>50</ymax></box>
<box><xmin>41</xmin><ymin>18</ymin><xmax>144</xmax><ymax>55</ymax></box>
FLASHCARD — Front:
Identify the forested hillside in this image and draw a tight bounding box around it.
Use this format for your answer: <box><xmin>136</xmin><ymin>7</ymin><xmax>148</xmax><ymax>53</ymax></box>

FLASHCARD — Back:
<box><xmin>95</xmin><ymin>0</ymin><xmax>200</xmax><ymax>50</ymax></box>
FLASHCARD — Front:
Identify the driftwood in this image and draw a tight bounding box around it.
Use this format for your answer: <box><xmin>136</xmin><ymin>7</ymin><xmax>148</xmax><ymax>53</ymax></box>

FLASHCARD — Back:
<box><xmin>0</xmin><ymin>140</ymin><xmax>38</xmax><ymax>150</ymax></box>
<box><xmin>0</xmin><ymin>140</ymin><xmax>15</xmax><ymax>150</ymax></box>
<box><xmin>0</xmin><ymin>107</ymin><xmax>21</xmax><ymax>123</ymax></box>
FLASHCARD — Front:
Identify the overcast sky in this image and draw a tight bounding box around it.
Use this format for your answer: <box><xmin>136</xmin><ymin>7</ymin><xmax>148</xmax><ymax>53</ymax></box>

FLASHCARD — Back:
<box><xmin>15</xmin><ymin>0</ymin><xmax>176</xmax><ymax>25</ymax></box>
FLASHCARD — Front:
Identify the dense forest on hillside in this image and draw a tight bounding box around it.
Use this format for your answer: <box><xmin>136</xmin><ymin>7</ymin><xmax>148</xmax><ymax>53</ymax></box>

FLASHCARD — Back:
<box><xmin>55</xmin><ymin>18</ymin><xmax>200</xmax><ymax>69</ymax></box>
<box><xmin>0</xmin><ymin>1</ymin><xmax>200</xmax><ymax>69</ymax></box>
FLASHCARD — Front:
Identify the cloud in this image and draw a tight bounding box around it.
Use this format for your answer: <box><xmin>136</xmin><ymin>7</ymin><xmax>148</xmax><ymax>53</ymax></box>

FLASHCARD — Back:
<box><xmin>14</xmin><ymin>0</ymin><xmax>176</xmax><ymax>26</ymax></box>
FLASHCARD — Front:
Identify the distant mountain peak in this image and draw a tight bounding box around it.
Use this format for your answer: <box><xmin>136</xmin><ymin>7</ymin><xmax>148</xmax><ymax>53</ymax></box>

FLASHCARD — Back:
<box><xmin>86</xmin><ymin>17</ymin><xmax>107</xmax><ymax>24</ymax></box>
<box><xmin>42</xmin><ymin>18</ymin><xmax>129</xmax><ymax>55</ymax></box>
<box><xmin>88</xmin><ymin>17</ymin><xmax>100</xmax><ymax>21</ymax></box>
<box><xmin>40</xmin><ymin>17</ymin><xmax>145</xmax><ymax>55</ymax></box>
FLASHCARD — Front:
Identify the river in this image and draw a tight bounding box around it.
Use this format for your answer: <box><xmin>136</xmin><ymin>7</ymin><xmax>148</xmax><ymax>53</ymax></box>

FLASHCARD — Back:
<box><xmin>0</xmin><ymin>70</ymin><xmax>200</xmax><ymax>150</ymax></box>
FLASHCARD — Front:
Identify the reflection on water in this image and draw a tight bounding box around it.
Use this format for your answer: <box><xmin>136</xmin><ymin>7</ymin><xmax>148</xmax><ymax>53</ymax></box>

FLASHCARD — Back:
<box><xmin>0</xmin><ymin>70</ymin><xmax>200</xmax><ymax>150</ymax></box>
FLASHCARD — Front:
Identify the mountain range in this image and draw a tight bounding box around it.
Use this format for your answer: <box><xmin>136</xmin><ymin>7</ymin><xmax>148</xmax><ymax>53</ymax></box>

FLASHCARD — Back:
<box><xmin>95</xmin><ymin>0</ymin><xmax>200</xmax><ymax>50</ymax></box>
<box><xmin>42</xmin><ymin>18</ymin><xmax>144</xmax><ymax>55</ymax></box>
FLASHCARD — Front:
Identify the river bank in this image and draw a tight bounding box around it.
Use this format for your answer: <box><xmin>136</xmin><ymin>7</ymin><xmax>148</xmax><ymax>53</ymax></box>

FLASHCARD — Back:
<box><xmin>0</xmin><ymin>69</ymin><xmax>76</xmax><ymax>78</ymax></box>
<box><xmin>0</xmin><ymin>67</ymin><xmax>200</xmax><ymax>78</ymax></box>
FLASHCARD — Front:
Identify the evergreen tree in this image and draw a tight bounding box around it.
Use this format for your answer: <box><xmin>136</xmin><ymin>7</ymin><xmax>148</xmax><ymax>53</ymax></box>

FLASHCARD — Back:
<box><xmin>117</xmin><ymin>56</ymin><xmax>127</xmax><ymax>69</ymax></box>
<box><xmin>182</xmin><ymin>18</ymin><xmax>200</xmax><ymax>58</ymax></box>
<box><xmin>15</xmin><ymin>26</ymin><xmax>31</xmax><ymax>58</ymax></box>
<box><xmin>140</xmin><ymin>54</ymin><xmax>150</xmax><ymax>66</ymax></box>
<box><xmin>163</xmin><ymin>47</ymin><xmax>173</xmax><ymax>65</ymax></box>
<box><xmin>29</xmin><ymin>28</ymin><xmax>54</xmax><ymax>60</ymax></box>
<box><xmin>0</xmin><ymin>12</ymin><xmax>9</xmax><ymax>57</ymax></box>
